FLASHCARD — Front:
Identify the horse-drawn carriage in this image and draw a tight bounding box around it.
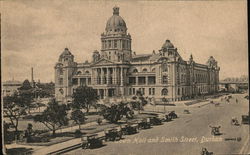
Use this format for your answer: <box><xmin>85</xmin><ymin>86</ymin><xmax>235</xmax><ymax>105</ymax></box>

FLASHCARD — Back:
<box><xmin>81</xmin><ymin>134</ymin><xmax>103</xmax><ymax>149</ymax></box>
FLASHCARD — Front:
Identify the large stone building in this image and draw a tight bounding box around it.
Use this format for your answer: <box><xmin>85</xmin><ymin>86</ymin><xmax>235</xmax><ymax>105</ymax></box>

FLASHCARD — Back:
<box><xmin>55</xmin><ymin>7</ymin><xmax>220</xmax><ymax>103</ymax></box>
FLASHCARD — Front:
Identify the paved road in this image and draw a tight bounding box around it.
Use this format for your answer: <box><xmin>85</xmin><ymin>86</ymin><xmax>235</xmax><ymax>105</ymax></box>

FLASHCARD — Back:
<box><xmin>66</xmin><ymin>94</ymin><xmax>249</xmax><ymax>155</ymax></box>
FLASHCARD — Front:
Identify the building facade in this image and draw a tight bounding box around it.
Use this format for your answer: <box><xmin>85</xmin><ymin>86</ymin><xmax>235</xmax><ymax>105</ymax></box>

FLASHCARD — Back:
<box><xmin>2</xmin><ymin>80</ymin><xmax>22</xmax><ymax>96</ymax></box>
<box><xmin>55</xmin><ymin>7</ymin><xmax>220</xmax><ymax>103</ymax></box>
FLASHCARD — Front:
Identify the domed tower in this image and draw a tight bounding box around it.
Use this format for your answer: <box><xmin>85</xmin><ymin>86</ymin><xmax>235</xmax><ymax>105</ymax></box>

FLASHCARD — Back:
<box><xmin>55</xmin><ymin>48</ymin><xmax>76</xmax><ymax>102</ymax></box>
<box><xmin>100</xmin><ymin>7</ymin><xmax>132</xmax><ymax>62</ymax></box>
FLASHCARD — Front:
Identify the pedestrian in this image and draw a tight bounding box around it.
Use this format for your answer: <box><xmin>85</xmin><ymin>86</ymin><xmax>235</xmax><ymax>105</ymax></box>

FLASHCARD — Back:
<box><xmin>236</xmin><ymin>98</ymin><xmax>238</xmax><ymax>104</ymax></box>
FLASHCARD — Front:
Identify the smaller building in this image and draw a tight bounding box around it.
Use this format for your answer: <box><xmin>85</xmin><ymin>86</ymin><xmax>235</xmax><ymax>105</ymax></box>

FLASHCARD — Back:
<box><xmin>2</xmin><ymin>80</ymin><xmax>22</xmax><ymax>96</ymax></box>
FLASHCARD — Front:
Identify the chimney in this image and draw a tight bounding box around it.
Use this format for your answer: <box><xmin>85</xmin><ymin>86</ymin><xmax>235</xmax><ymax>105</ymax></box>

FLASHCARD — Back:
<box><xmin>31</xmin><ymin>67</ymin><xmax>34</xmax><ymax>83</ymax></box>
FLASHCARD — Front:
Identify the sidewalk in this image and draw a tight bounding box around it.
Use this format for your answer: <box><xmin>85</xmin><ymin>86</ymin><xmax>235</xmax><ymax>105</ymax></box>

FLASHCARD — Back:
<box><xmin>5</xmin><ymin>120</ymin><xmax>102</xmax><ymax>155</ymax></box>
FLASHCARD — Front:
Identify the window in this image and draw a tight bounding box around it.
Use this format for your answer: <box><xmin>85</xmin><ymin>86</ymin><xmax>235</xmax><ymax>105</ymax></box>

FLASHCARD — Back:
<box><xmin>72</xmin><ymin>78</ymin><xmax>78</xmax><ymax>85</ymax></box>
<box><xmin>142</xmin><ymin>68</ymin><xmax>147</xmax><ymax>72</ymax></box>
<box><xmin>80</xmin><ymin>78</ymin><xmax>86</xmax><ymax>86</ymax></box>
<box><xmin>142</xmin><ymin>88</ymin><xmax>145</xmax><ymax>95</ymax></box>
<box><xmin>129</xmin><ymin>88</ymin><xmax>132</xmax><ymax>95</ymax></box>
<box><xmin>148</xmin><ymin>76</ymin><xmax>156</xmax><ymax>85</ymax></box>
<box><xmin>97</xmin><ymin>76</ymin><xmax>101</xmax><ymax>84</ymax></box>
<box><xmin>59</xmin><ymin>78</ymin><xmax>63</xmax><ymax>85</ymax></box>
<box><xmin>108</xmin><ymin>40</ymin><xmax>111</xmax><ymax>48</ymax></box>
<box><xmin>129</xmin><ymin>77</ymin><xmax>136</xmax><ymax>85</ymax></box>
<box><xmin>162</xmin><ymin>88</ymin><xmax>168</xmax><ymax>96</ymax></box>
<box><xmin>133</xmin><ymin>88</ymin><xmax>135</xmax><ymax>95</ymax></box>
<box><xmin>149</xmin><ymin>88</ymin><xmax>152</xmax><ymax>95</ymax></box>
<box><xmin>122</xmin><ymin>40</ymin><xmax>125</xmax><ymax>48</ymax></box>
<box><xmin>152</xmin><ymin>88</ymin><xmax>155</xmax><ymax>95</ymax></box>
<box><xmin>138</xmin><ymin>77</ymin><xmax>146</xmax><ymax>85</ymax></box>
<box><xmin>114</xmin><ymin>40</ymin><xmax>117</xmax><ymax>48</ymax></box>
<box><xmin>162</xmin><ymin>63</ymin><xmax>168</xmax><ymax>72</ymax></box>
<box><xmin>133</xmin><ymin>69</ymin><xmax>138</xmax><ymax>73</ymax></box>
<box><xmin>59</xmin><ymin>69</ymin><xmax>63</xmax><ymax>75</ymax></box>
<box><xmin>178</xmin><ymin>88</ymin><xmax>180</xmax><ymax>95</ymax></box>
<box><xmin>85</xmin><ymin>70</ymin><xmax>89</xmax><ymax>74</ymax></box>
<box><xmin>88</xmin><ymin>78</ymin><xmax>91</xmax><ymax>85</ymax></box>
<box><xmin>162</xmin><ymin>76</ymin><xmax>168</xmax><ymax>84</ymax></box>
<box><xmin>59</xmin><ymin>88</ymin><xmax>64</xmax><ymax>94</ymax></box>
<box><xmin>76</xmin><ymin>71</ymin><xmax>82</xmax><ymax>75</ymax></box>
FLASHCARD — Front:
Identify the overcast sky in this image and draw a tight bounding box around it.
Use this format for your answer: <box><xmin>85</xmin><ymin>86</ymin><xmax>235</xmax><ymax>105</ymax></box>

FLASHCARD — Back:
<box><xmin>1</xmin><ymin>0</ymin><xmax>248</xmax><ymax>82</ymax></box>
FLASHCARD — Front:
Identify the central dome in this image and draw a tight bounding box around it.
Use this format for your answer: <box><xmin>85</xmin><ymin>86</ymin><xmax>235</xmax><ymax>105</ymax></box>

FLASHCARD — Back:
<box><xmin>105</xmin><ymin>7</ymin><xmax>127</xmax><ymax>34</ymax></box>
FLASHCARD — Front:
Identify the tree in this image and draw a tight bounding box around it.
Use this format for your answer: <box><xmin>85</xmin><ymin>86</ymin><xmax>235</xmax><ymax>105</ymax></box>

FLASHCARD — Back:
<box><xmin>71</xmin><ymin>86</ymin><xmax>99</xmax><ymax>113</ymax></box>
<box><xmin>71</xmin><ymin>109</ymin><xmax>86</xmax><ymax>130</ymax></box>
<box><xmin>33</xmin><ymin>98</ymin><xmax>69</xmax><ymax>136</ymax></box>
<box><xmin>19</xmin><ymin>90</ymin><xmax>34</xmax><ymax>114</ymax></box>
<box><xmin>3</xmin><ymin>93</ymin><xmax>28</xmax><ymax>133</ymax></box>
<box><xmin>102</xmin><ymin>102</ymin><xmax>133</xmax><ymax>123</ymax></box>
<box><xmin>19</xmin><ymin>79</ymin><xmax>33</xmax><ymax>90</ymax></box>
<box><xmin>18</xmin><ymin>79</ymin><xmax>35</xmax><ymax>114</ymax></box>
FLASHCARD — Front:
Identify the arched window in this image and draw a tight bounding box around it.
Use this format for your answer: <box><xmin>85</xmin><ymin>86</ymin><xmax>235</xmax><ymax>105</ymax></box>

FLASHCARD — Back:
<box><xmin>151</xmin><ymin>68</ymin><xmax>156</xmax><ymax>72</ymax></box>
<box><xmin>85</xmin><ymin>70</ymin><xmax>90</xmax><ymax>74</ymax></box>
<box><xmin>59</xmin><ymin>69</ymin><xmax>63</xmax><ymax>75</ymax></box>
<box><xmin>161</xmin><ymin>88</ymin><xmax>168</xmax><ymax>96</ymax></box>
<box><xmin>59</xmin><ymin>88</ymin><xmax>64</xmax><ymax>94</ymax></box>
<box><xmin>142</xmin><ymin>68</ymin><xmax>147</xmax><ymax>72</ymax></box>
<box><xmin>133</xmin><ymin>69</ymin><xmax>138</xmax><ymax>73</ymax></box>
<box><xmin>76</xmin><ymin>71</ymin><xmax>82</xmax><ymax>75</ymax></box>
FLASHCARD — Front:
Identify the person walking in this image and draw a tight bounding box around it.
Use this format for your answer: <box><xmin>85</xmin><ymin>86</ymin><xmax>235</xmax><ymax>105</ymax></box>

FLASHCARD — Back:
<box><xmin>236</xmin><ymin>98</ymin><xmax>238</xmax><ymax>104</ymax></box>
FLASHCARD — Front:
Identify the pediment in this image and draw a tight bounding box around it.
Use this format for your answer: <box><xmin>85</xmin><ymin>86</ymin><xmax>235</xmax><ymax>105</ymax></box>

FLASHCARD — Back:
<box><xmin>91</xmin><ymin>58</ymin><xmax>115</xmax><ymax>66</ymax></box>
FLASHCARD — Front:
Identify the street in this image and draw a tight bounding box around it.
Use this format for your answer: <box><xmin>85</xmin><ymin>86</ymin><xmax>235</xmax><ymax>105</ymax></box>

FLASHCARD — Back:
<box><xmin>66</xmin><ymin>93</ymin><xmax>249</xmax><ymax>155</ymax></box>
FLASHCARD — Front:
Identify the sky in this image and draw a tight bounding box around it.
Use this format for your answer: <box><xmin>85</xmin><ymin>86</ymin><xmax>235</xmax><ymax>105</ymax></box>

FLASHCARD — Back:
<box><xmin>1</xmin><ymin>0</ymin><xmax>248</xmax><ymax>83</ymax></box>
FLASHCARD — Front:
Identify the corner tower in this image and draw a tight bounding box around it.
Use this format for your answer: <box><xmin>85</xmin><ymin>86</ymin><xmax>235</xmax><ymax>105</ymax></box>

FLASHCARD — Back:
<box><xmin>100</xmin><ymin>7</ymin><xmax>132</xmax><ymax>62</ymax></box>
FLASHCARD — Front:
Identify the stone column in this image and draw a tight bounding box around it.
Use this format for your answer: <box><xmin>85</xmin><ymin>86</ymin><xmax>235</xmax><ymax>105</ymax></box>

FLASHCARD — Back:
<box><xmin>107</xmin><ymin>67</ymin><xmax>109</xmax><ymax>84</ymax></box>
<box><xmin>136</xmin><ymin>76</ymin><xmax>138</xmax><ymax>86</ymax></box>
<box><xmin>113</xmin><ymin>68</ymin><xmax>116</xmax><ymax>84</ymax></box>
<box><xmin>121</xmin><ymin>67</ymin><xmax>124</xmax><ymax>86</ymax></box>
<box><xmin>86</xmin><ymin>77</ymin><xmax>88</xmax><ymax>86</ymax></box>
<box><xmin>146</xmin><ymin>76</ymin><xmax>148</xmax><ymax>85</ymax></box>
<box><xmin>101</xmin><ymin>68</ymin><xmax>103</xmax><ymax>85</ymax></box>
<box><xmin>78</xmin><ymin>78</ymin><xmax>80</xmax><ymax>86</ymax></box>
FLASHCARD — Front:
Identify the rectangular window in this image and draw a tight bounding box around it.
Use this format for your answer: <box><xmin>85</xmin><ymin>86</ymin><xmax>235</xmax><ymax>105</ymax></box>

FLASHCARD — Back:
<box><xmin>72</xmin><ymin>78</ymin><xmax>78</xmax><ymax>85</ymax></box>
<box><xmin>148</xmin><ymin>76</ymin><xmax>156</xmax><ymax>85</ymax></box>
<box><xmin>162</xmin><ymin>76</ymin><xmax>168</xmax><ymax>84</ymax></box>
<box><xmin>129</xmin><ymin>77</ymin><xmax>136</xmax><ymax>85</ymax></box>
<box><xmin>138</xmin><ymin>77</ymin><xmax>146</xmax><ymax>85</ymax></box>
<box><xmin>80</xmin><ymin>78</ymin><xmax>86</xmax><ymax>86</ymax></box>
<box><xmin>108</xmin><ymin>40</ymin><xmax>111</xmax><ymax>48</ymax></box>
<box><xmin>122</xmin><ymin>40</ymin><xmax>125</xmax><ymax>48</ymax></box>
<box><xmin>97</xmin><ymin>77</ymin><xmax>101</xmax><ymax>84</ymax></box>
<box><xmin>152</xmin><ymin>88</ymin><xmax>155</xmax><ymax>95</ymax></box>
<box><xmin>114</xmin><ymin>40</ymin><xmax>117</xmax><ymax>48</ymax></box>
<box><xmin>133</xmin><ymin>88</ymin><xmax>135</xmax><ymax>95</ymax></box>
<box><xmin>129</xmin><ymin>88</ymin><xmax>132</xmax><ymax>95</ymax></box>
<box><xmin>59</xmin><ymin>78</ymin><xmax>63</xmax><ymax>85</ymax></box>
<box><xmin>149</xmin><ymin>88</ymin><xmax>151</xmax><ymax>95</ymax></box>
<box><xmin>142</xmin><ymin>88</ymin><xmax>145</xmax><ymax>95</ymax></box>
<box><xmin>88</xmin><ymin>78</ymin><xmax>91</xmax><ymax>85</ymax></box>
